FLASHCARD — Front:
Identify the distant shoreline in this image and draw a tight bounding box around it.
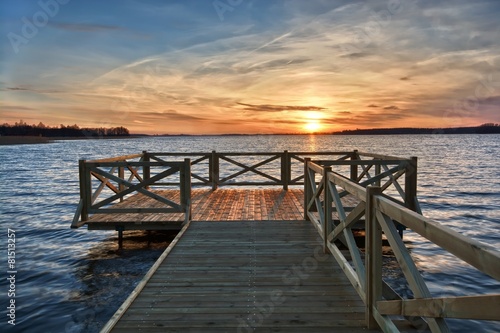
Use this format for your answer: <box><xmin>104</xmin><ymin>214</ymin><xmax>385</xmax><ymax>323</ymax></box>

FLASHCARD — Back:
<box><xmin>1</xmin><ymin>125</ymin><xmax>499</xmax><ymax>144</ymax></box>
<box><xmin>331</xmin><ymin>125</ymin><xmax>500</xmax><ymax>136</ymax></box>
<box><xmin>0</xmin><ymin>135</ymin><xmax>143</xmax><ymax>145</ymax></box>
<box><xmin>0</xmin><ymin>136</ymin><xmax>51</xmax><ymax>145</ymax></box>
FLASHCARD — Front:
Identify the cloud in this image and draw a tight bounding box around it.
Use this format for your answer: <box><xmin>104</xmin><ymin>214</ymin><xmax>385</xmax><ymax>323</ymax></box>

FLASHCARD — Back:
<box><xmin>139</xmin><ymin>110</ymin><xmax>207</xmax><ymax>122</ymax></box>
<box><xmin>400</xmin><ymin>76</ymin><xmax>410</xmax><ymax>80</ymax></box>
<box><xmin>0</xmin><ymin>105</ymin><xmax>36</xmax><ymax>111</ymax></box>
<box><xmin>383</xmin><ymin>106</ymin><xmax>401</xmax><ymax>110</ymax></box>
<box><xmin>1</xmin><ymin>86</ymin><xmax>62</xmax><ymax>94</ymax></box>
<box><xmin>50</xmin><ymin>22</ymin><xmax>123</xmax><ymax>32</ymax></box>
<box><xmin>4</xmin><ymin>86</ymin><xmax>29</xmax><ymax>91</ymax></box>
<box><xmin>367</xmin><ymin>104</ymin><xmax>378</xmax><ymax>108</ymax></box>
<box><xmin>237</xmin><ymin>103</ymin><xmax>326</xmax><ymax>112</ymax></box>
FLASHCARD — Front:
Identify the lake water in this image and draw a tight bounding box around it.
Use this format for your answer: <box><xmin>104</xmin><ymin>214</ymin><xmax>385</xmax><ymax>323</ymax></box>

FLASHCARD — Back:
<box><xmin>0</xmin><ymin>134</ymin><xmax>499</xmax><ymax>333</ymax></box>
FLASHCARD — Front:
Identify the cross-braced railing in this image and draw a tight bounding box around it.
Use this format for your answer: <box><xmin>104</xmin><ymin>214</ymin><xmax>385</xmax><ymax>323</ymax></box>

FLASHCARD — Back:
<box><xmin>71</xmin><ymin>154</ymin><xmax>191</xmax><ymax>228</ymax></box>
<box><xmin>304</xmin><ymin>159</ymin><xmax>500</xmax><ymax>332</ymax></box>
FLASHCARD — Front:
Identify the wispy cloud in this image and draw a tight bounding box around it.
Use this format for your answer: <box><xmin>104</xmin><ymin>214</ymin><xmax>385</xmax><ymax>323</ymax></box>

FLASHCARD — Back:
<box><xmin>237</xmin><ymin>103</ymin><xmax>326</xmax><ymax>112</ymax></box>
<box><xmin>50</xmin><ymin>22</ymin><xmax>123</xmax><ymax>32</ymax></box>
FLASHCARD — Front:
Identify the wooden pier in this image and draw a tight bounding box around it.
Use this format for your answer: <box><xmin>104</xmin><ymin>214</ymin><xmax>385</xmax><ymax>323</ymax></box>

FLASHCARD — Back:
<box><xmin>103</xmin><ymin>221</ymin><xmax>382</xmax><ymax>332</ymax></box>
<box><xmin>71</xmin><ymin>151</ymin><xmax>500</xmax><ymax>333</ymax></box>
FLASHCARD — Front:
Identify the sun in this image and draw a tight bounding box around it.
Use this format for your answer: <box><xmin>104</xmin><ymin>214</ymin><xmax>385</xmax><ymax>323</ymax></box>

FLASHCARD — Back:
<box><xmin>302</xmin><ymin>111</ymin><xmax>324</xmax><ymax>132</ymax></box>
<box><xmin>304</xmin><ymin>121</ymin><xmax>322</xmax><ymax>133</ymax></box>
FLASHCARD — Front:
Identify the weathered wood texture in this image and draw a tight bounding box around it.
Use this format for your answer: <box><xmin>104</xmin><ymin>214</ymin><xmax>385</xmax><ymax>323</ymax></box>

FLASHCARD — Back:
<box><xmin>107</xmin><ymin>221</ymin><xmax>372</xmax><ymax>332</ymax></box>
<box><xmin>85</xmin><ymin>189</ymin><xmax>359</xmax><ymax>230</ymax></box>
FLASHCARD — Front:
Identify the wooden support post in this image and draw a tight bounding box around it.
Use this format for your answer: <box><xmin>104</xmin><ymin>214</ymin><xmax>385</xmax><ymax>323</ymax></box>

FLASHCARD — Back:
<box><xmin>281</xmin><ymin>150</ymin><xmax>289</xmax><ymax>191</ymax></box>
<box><xmin>366</xmin><ymin>186</ymin><xmax>382</xmax><ymax>329</ymax></box>
<box><xmin>404</xmin><ymin>156</ymin><xmax>418</xmax><ymax>211</ymax></box>
<box><xmin>180</xmin><ymin>158</ymin><xmax>192</xmax><ymax>220</ymax></box>
<box><xmin>79</xmin><ymin>159</ymin><xmax>89</xmax><ymax>221</ymax></box>
<box><xmin>375</xmin><ymin>164</ymin><xmax>381</xmax><ymax>187</ymax></box>
<box><xmin>210</xmin><ymin>150</ymin><xmax>219</xmax><ymax>191</ymax></box>
<box><xmin>118</xmin><ymin>166</ymin><xmax>125</xmax><ymax>202</ymax></box>
<box><xmin>142</xmin><ymin>151</ymin><xmax>150</xmax><ymax>189</ymax></box>
<box><xmin>117</xmin><ymin>226</ymin><xmax>124</xmax><ymax>249</ymax></box>
<box><xmin>323</xmin><ymin>166</ymin><xmax>332</xmax><ymax>253</ymax></box>
<box><xmin>351</xmin><ymin>149</ymin><xmax>358</xmax><ymax>182</ymax></box>
<box><xmin>304</xmin><ymin>158</ymin><xmax>312</xmax><ymax>221</ymax></box>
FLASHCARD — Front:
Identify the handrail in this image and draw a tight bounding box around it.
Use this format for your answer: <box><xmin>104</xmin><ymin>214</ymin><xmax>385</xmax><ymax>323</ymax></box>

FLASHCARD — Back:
<box><xmin>144</xmin><ymin>150</ymin><xmax>364</xmax><ymax>190</ymax></box>
<box><xmin>304</xmin><ymin>159</ymin><xmax>500</xmax><ymax>332</ymax></box>
<box><xmin>73</xmin><ymin>154</ymin><xmax>191</xmax><ymax>227</ymax></box>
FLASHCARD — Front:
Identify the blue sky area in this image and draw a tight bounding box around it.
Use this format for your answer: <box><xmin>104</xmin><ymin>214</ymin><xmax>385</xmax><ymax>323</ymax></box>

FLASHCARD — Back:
<box><xmin>1</xmin><ymin>0</ymin><xmax>499</xmax><ymax>134</ymax></box>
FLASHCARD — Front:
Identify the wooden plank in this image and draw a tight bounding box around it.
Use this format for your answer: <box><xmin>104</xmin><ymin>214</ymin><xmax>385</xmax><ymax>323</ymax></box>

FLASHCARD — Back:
<box><xmin>107</xmin><ymin>221</ymin><xmax>373</xmax><ymax>332</ymax></box>
<box><xmin>101</xmin><ymin>220</ymin><xmax>193</xmax><ymax>333</ymax></box>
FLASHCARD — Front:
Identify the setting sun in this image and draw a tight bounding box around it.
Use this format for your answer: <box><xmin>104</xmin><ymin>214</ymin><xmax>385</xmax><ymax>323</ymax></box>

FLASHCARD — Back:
<box><xmin>304</xmin><ymin>121</ymin><xmax>322</xmax><ymax>132</ymax></box>
<box><xmin>302</xmin><ymin>111</ymin><xmax>324</xmax><ymax>132</ymax></box>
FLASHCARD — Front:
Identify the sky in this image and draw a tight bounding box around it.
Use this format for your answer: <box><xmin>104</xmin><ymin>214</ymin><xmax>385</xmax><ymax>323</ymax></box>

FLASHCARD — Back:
<box><xmin>1</xmin><ymin>0</ymin><xmax>500</xmax><ymax>135</ymax></box>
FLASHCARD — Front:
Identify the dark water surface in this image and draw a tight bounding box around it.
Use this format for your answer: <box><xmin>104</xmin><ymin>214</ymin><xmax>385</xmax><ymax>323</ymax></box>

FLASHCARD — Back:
<box><xmin>0</xmin><ymin>135</ymin><xmax>499</xmax><ymax>332</ymax></box>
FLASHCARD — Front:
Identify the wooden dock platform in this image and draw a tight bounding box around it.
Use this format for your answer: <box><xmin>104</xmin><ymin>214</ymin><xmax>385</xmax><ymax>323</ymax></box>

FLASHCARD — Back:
<box><xmin>104</xmin><ymin>221</ymin><xmax>378</xmax><ymax>332</ymax></box>
<box><xmin>72</xmin><ymin>151</ymin><xmax>499</xmax><ymax>332</ymax></box>
<box><xmin>85</xmin><ymin>188</ymin><xmax>305</xmax><ymax>229</ymax></box>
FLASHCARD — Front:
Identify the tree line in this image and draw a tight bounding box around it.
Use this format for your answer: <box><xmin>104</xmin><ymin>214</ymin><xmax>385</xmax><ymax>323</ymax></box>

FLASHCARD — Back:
<box><xmin>332</xmin><ymin>123</ymin><xmax>500</xmax><ymax>135</ymax></box>
<box><xmin>0</xmin><ymin>120</ymin><xmax>130</xmax><ymax>137</ymax></box>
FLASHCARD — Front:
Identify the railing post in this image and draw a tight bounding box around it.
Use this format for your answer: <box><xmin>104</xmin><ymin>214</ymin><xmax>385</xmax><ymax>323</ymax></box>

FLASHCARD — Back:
<box><xmin>79</xmin><ymin>159</ymin><xmax>89</xmax><ymax>221</ymax></box>
<box><xmin>118</xmin><ymin>166</ymin><xmax>125</xmax><ymax>202</ymax></box>
<box><xmin>375</xmin><ymin>163</ymin><xmax>381</xmax><ymax>187</ymax></box>
<box><xmin>210</xmin><ymin>150</ymin><xmax>219</xmax><ymax>191</ymax></box>
<box><xmin>180</xmin><ymin>158</ymin><xmax>192</xmax><ymax>220</ymax></box>
<box><xmin>351</xmin><ymin>149</ymin><xmax>359</xmax><ymax>182</ymax></box>
<box><xmin>304</xmin><ymin>158</ymin><xmax>312</xmax><ymax>221</ymax></box>
<box><xmin>323</xmin><ymin>166</ymin><xmax>332</xmax><ymax>253</ymax></box>
<box><xmin>366</xmin><ymin>186</ymin><xmax>382</xmax><ymax>329</ymax></box>
<box><xmin>405</xmin><ymin>156</ymin><xmax>418</xmax><ymax>211</ymax></box>
<box><xmin>142</xmin><ymin>150</ymin><xmax>150</xmax><ymax>189</ymax></box>
<box><xmin>281</xmin><ymin>150</ymin><xmax>289</xmax><ymax>190</ymax></box>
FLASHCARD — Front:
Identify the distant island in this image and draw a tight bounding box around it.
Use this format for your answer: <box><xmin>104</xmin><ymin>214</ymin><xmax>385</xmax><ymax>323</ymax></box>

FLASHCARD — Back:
<box><xmin>0</xmin><ymin>121</ymin><xmax>130</xmax><ymax>138</ymax></box>
<box><xmin>331</xmin><ymin>123</ymin><xmax>500</xmax><ymax>135</ymax></box>
<box><xmin>0</xmin><ymin>121</ymin><xmax>131</xmax><ymax>145</ymax></box>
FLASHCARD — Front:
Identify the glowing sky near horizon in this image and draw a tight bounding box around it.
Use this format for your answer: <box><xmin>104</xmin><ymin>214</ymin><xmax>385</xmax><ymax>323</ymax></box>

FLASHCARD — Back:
<box><xmin>1</xmin><ymin>0</ymin><xmax>500</xmax><ymax>134</ymax></box>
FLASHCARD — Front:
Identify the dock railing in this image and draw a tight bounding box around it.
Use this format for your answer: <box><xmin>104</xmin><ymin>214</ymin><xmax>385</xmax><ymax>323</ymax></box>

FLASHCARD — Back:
<box><xmin>71</xmin><ymin>154</ymin><xmax>191</xmax><ymax>228</ymax></box>
<box><xmin>304</xmin><ymin>159</ymin><xmax>500</xmax><ymax>332</ymax></box>
<box><xmin>72</xmin><ymin>150</ymin><xmax>417</xmax><ymax>228</ymax></box>
<box><xmin>144</xmin><ymin>150</ymin><xmax>407</xmax><ymax>191</ymax></box>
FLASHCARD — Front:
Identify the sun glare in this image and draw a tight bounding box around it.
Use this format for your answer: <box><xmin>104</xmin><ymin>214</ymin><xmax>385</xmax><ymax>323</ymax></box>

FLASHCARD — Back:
<box><xmin>304</xmin><ymin>121</ymin><xmax>322</xmax><ymax>132</ymax></box>
<box><xmin>302</xmin><ymin>111</ymin><xmax>324</xmax><ymax>133</ymax></box>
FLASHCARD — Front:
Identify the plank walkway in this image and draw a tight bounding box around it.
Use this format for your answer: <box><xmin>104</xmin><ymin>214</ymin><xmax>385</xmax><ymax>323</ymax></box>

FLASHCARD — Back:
<box><xmin>86</xmin><ymin>189</ymin><xmax>357</xmax><ymax>230</ymax></box>
<box><xmin>106</xmin><ymin>221</ymin><xmax>378</xmax><ymax>332</ymax></box>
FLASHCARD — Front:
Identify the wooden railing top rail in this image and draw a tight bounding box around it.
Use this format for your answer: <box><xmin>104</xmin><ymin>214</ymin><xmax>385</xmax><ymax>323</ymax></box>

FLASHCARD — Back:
<box><xmin>85</xmin><ymin>153</ymin><xmax>143</xmax><ymax>163</ymax></box>
<box><xmin>355</xmin><ymin>151</ymin><xmax>413</xmax><ymax>160</ymax></box>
